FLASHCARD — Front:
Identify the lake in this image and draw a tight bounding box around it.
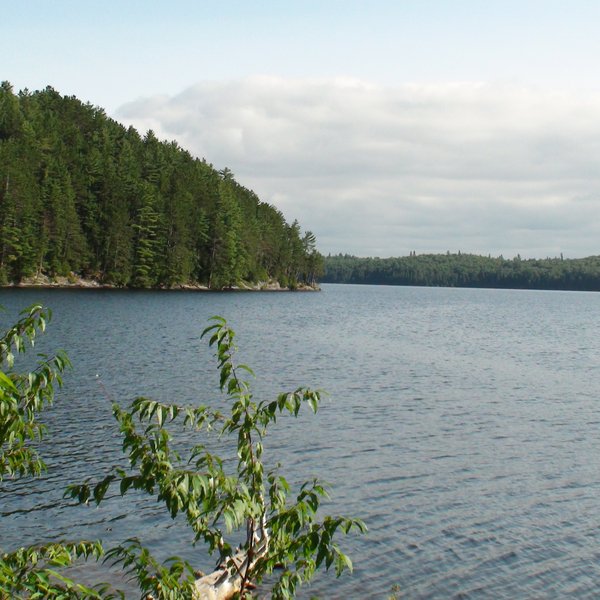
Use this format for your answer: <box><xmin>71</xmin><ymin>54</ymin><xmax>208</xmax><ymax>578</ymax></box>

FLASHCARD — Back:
<box><xmin>1</xmin><ymin>284</ymin><xmax>600</xmax><ymax>598</ymax></box>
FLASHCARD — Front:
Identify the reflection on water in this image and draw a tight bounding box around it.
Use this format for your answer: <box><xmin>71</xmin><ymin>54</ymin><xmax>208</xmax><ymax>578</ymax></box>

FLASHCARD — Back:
<box><xmin>2</xmin><ymin>285</ymin><xmax>600</xmax><ymax>598</ymax></box>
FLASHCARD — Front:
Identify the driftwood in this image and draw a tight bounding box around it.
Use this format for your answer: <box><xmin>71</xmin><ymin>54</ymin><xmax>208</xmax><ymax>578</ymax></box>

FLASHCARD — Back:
<box><xmin>192</xmin><ymin>516</ymin><xmax>269</xmax><ymax>600</ymax></box>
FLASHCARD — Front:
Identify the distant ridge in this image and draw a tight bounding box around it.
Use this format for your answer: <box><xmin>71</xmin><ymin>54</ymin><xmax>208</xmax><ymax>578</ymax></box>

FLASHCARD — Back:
<box><xmin>323</xmin><ymin>253</ymin><xmax>600</xmax><ymax>291</ymax></box>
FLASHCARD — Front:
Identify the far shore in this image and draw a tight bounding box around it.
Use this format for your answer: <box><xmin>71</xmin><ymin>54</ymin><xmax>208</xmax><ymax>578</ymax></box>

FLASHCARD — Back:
<box><xmin>1</xmin><ymin>274</ymin><xmax>320</xmax><ymax>292</ymax></box>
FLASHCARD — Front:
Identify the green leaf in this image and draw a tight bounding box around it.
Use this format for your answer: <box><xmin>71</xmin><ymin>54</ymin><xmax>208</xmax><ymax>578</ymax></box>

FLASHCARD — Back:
<box><xmin>0</xmin><ymin>370</ymin><xmax>17</xmax><ymax>392</ymax></box>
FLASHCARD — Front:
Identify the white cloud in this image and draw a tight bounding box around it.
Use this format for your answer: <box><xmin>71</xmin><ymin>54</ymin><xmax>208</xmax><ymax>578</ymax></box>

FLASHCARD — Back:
<box><xmin>116</xmin><ymin>77</ymin><xmax>600</xmax><ymax>258</ymax></box>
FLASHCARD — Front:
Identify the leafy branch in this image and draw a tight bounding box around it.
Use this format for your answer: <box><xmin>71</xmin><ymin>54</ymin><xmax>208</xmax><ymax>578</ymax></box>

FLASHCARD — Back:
<box><xmin>67</xmin><ymin>315</ymin><xmax>365</xmax><ymax>599</ymax></box>
<box><xmin>0</xmin><ymin>541</ymin><xmax>120</xmax><ymax>599</ymax></box>
<box><xmin>0</xmin><ymin>304</ymin><xmax>71</xmax><ymax>480</ymax></box>
<box><xmin>0</xmin><ymin>304</ymin><xmax>120</xmax><ymax>599</ymax></box>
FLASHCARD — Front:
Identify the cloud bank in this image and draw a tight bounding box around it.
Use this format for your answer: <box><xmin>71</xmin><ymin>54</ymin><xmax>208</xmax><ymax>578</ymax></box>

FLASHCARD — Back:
<box><xmin>117</xmin><ymin>77</ymin><xmax>600</xmax><ymax>258</ymax></box>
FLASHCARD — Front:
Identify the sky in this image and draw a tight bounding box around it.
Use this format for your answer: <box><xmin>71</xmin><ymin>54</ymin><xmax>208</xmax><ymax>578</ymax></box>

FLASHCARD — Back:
<box><xmin>4</xmin><ymin>0</ymin><xmax>600</xmax><ymax>258</ymax></box>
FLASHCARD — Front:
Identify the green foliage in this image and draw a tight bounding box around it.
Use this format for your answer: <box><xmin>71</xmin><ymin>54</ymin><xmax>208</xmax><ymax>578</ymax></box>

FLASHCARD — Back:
<box><xmin>132</xmin><ymin>184</ymin><xmax>162</xmax><ymax>287</ymax></box>
<box><xmin>0</xmin><ymin>81</ymin><xmax>319</xmax><ymax>289</ymax></box>
<box><xmin>103</xmin><ymin>541</ymin><xmax>196</xmax><ymax>600</ymax></box>
<box><xmin>0</xmin><ymin>304</ymin><xmax>70</xmax><ymax>479</ymax></box>
<box><xmin>323</xmin><ymin>252</ymin><xmax>600</xmax><ymax>291</ymax></box>
<box><xmin>0</xmin><ymin>305</ymin><xmax>119</xmax><ymax>599</ymax></box>
<box><xmin>0</xmin><ymin>309</ymin><xmax>359</xmax><ymax>597</ymax></box>
<box><xmin>67</xmin><ymin>316</ymin><xmax>365</xmax><ymax>598</ymax></box>
<box><xmin>0</xmin><ymin>541</ymin><xmax>119</xmax><ymax>600</ymax></box>
<box><xmin>208</xmin><ymin>180</ymin><xmax>247</xmax><ymax>289</ymax></box>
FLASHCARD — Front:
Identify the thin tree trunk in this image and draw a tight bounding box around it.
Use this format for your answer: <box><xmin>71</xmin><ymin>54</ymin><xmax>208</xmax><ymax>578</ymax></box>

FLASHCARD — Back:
<box><xmin>193</xmin><ymin>517</ymin><xmax>269</xmax><ymax>600</ymax></box>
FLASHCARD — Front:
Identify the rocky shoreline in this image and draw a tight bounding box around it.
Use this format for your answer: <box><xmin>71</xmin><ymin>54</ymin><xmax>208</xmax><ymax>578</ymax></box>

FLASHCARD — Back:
<box><xmin>2</xmin><ymin>274</ymin><xmax>319</xmax><ymax>292</ymax></box>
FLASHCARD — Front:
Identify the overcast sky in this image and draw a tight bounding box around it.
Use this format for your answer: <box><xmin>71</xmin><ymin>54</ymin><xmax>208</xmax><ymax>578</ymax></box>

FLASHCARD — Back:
<box><xmin>5</xmin><ymin>0</ymin><xmax>600</xmax><ymax>258</ymax></box>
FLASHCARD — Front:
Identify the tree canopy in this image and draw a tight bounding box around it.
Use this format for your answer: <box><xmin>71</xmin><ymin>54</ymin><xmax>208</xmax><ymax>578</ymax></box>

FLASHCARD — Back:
<box><xmin>0</xmin><ymin>82</ymin><xmax>322</xmax><ymax>289</ymax></box>
<box><xmin>323</xmin><ymin>252</ymin><xmax>600</xmax><ymax>291</ymax></box>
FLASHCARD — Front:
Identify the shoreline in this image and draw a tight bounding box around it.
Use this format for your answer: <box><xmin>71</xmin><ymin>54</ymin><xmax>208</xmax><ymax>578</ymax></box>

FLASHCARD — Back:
<box><xmin>1</xmin><ymin>274</ymin><xmax>320</xmax><ymax>292</ymax></box>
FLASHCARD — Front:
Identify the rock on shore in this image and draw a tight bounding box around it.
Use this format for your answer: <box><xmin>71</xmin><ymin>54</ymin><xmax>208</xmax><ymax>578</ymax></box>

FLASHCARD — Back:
<box><xmin>5</xmin><ymin>274</ymin><xmax>319</xmax><ymax>292</ymax></box>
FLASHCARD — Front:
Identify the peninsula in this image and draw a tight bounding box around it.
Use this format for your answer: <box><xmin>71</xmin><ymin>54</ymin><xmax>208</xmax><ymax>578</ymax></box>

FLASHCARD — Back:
<box><xmin>0</xmin><ymin>82</ymin><xmax>322</xmax><ymax>291</ymax></box>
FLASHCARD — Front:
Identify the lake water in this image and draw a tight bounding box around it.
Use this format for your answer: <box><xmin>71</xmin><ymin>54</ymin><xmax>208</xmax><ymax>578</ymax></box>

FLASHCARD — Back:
<box><xmin>2</xmin><ymin>284</ymin><xmax>600</xmax><ymax>598</ymax></box>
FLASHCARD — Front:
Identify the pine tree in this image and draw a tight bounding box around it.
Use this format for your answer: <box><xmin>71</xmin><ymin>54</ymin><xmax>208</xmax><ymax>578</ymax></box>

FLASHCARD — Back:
<box><xmin>132</xmin><ymin>184</ymin><xmax>161</xmax><ymax>287</ymax></box>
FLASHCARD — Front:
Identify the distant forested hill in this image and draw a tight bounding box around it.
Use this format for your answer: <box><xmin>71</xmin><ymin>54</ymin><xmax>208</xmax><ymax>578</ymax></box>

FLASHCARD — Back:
<box><xmin>323</xmin><ymin>253</ymin><xmax>600</xmax><ymax>291</ymax></box>
<box><xmin>0</xmin><ymin>81</ymin><xmax>322</xmax><ymax>288</ymax></box>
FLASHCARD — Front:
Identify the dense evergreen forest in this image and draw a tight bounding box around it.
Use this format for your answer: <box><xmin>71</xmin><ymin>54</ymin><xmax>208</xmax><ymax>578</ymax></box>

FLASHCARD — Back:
<box><xmin>0</xmin><ymin>81</ymin><xmax>323</xmax><ymax>289</ymax></box>
<box><xmin>323</xmin><ymin>253</ymin><xmax>600</xmax><ymax>291</ymax></box>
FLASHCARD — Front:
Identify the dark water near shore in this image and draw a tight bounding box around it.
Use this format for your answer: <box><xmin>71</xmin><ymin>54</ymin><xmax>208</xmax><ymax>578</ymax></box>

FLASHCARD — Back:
<box><xmin>2</xmin><ymin>284</ymin><xmax>600</xmax><ymax>598</ymax></box>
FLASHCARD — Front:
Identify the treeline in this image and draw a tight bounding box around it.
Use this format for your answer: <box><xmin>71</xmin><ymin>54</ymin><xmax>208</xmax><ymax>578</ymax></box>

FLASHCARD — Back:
<box><xmin>0</xmin><ymin>81</ymin><xmax>323</xmax><ymax>288</ymax></box>
<box><xmin>323</xmin><ymin>252</ymin><xmax>600</xmax><ymax>291</ymax></box>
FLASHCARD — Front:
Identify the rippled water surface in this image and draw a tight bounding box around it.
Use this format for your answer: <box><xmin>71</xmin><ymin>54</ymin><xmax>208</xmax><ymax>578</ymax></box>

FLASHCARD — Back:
<box><xmin>2</xmin><ymin>284</ymin><xmax>600</xmax><ymax>598</ymax></box>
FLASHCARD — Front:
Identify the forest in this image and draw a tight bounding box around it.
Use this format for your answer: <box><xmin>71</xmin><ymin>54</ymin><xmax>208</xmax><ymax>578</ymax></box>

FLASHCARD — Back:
<box><xmin>323</xmin><ymin>252</ymin><xmax>600</xmax><ymax>291</ymax></box>
<box><xmin>0</xmin><ymin>81</ymin><xmax>323</xmax><ymax>289</ymax></box>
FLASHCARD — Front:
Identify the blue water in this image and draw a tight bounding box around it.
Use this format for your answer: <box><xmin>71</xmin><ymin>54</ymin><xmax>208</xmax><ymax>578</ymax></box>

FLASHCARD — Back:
<box><xmin>1</xmin><ymin>284</ymin><xmax>600</xmax><ymax>598</ymax></box>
